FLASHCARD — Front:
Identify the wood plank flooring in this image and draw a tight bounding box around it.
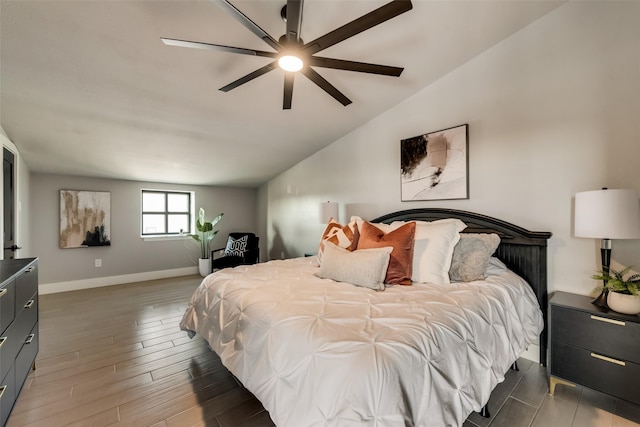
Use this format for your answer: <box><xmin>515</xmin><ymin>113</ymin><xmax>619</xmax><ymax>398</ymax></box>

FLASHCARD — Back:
<box><xmin>7</xmin><ymin>275</ymin><xmax>640</xmax><ymax>427</ymax></box>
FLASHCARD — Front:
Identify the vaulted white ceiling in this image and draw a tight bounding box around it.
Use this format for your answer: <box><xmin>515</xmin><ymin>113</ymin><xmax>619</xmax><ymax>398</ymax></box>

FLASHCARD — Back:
<box><xmin>0</xmin><ymin>0</ymin><xmax>562</xmax><ymax>187</ymax></box>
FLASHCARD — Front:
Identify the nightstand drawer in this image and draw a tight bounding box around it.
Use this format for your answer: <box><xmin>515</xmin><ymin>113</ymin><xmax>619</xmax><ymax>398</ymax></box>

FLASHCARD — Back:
<box><xmin>551</xmin><ymin>305</ymin><xmax>640</xmax><ymax>364</ymax></box>
<box><xmin>551</xmin><ymin>341</ymin><xmax>640</xmax><ymax>406</ymax></box>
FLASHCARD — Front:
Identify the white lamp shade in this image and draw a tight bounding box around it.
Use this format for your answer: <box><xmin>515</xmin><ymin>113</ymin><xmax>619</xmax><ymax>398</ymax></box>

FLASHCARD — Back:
<box><xmin>575</xmin><ymin>189</ymin><xmax>640</xmax><ymax>239</ymax></box>
<box><xmin>319</xmin><ymin>202</ymin><xmax>339</xmax><ymax>224</ymax></box>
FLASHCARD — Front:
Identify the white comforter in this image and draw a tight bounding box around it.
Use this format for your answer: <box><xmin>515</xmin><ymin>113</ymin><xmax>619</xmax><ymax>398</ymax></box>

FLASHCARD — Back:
<box><xmin>180</xmin><ymin>256</ymin><xmax>543</xmax><ymax>427</ymax></box>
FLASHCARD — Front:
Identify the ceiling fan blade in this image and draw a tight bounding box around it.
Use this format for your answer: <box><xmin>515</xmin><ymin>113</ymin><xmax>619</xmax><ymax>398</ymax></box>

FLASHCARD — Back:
<box><xmin>215</xmin><ymin>0</ymin><xmax>282</xmax><ymax>51</ymax></box>
<box><xmin>301</xmin><ymin>67</ymin><xmax>352</xmax><ymax>106</ymax></box>
<box><xmin>283</xmin><ymin>72</ymin><xmax>294</xmax><ymax>109</ymax></box>
<box><xmin>219</xmin><ymin>61</ymin><xmax>278</xmax><ymax>92</ymax></box>
<box><xmin>309</xmin><ymin>57</ymin><xmax>403</xmax><ymax>77</ymax></box>
<box><xmin>303</xmin><ymin>0</ymin><xmax>412</xmax><ymax>55</ymax></box>
<box><xmin>286</xmin><ymin>0</ymin><xmax>304</xmax><ymax>44</ymax></box>
<box><xmin>161</xmin><ymin>38</ymin><xmax>277</xmax><ymax>58</ymax></box>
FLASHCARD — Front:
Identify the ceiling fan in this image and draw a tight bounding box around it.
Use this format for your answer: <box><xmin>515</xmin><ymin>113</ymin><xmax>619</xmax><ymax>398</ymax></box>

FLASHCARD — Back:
<box><xmin>161</xmin><ymin>0</ymin><xmax>413</xmax><ymax>109</ymax></box>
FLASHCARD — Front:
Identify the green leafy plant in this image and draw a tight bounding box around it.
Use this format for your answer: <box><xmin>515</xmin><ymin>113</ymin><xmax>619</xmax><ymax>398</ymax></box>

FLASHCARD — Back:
<box><xmin>592</xmin><ymin>266</ymin><xmax>640</xmax><ymax>296</ymax></box>
<box><xmin>189</xmin><ymin>208</ymin><xmax>223</xmax><ymax>259</ymax></box>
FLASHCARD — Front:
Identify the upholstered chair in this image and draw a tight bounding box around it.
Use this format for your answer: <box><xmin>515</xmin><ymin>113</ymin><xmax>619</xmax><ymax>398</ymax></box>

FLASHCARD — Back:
<box><xmin>211</xmin><ymin>232</ymin><xmax>259</xmax><ymax>272</ymax></box>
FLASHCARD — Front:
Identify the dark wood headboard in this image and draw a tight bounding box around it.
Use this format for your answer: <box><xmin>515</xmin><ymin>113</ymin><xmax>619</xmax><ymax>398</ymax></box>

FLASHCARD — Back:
<box><xmin>371</xmin><ymin>208</ymin><xmax>553</xmax><ymax>366</ymax></box>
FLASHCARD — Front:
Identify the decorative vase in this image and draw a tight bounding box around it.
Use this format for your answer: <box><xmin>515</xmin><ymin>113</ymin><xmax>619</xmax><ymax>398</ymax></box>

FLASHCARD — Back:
<box><xmin>607</xmin><ymin>291</ymin><xmax>640</xmax><ymax>315</ymax></box>
<box><xmin>198</xmin><ymin>258</ymin><xmax>211</xmax><ymax>277</ymax></box>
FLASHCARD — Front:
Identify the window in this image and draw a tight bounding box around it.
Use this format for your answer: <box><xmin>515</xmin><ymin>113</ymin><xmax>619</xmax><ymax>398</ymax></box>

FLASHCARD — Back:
<box><xmin>141</xmin><ymin>190</ymin><xmax>193</xmax><ymax>236</ymax></box>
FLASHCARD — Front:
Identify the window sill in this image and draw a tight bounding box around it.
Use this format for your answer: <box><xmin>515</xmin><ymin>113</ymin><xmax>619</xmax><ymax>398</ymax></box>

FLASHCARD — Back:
<box><xmin>142</xmin><ymin>235</ymin><xmax>191</xmax><ymax>242</ymax></box>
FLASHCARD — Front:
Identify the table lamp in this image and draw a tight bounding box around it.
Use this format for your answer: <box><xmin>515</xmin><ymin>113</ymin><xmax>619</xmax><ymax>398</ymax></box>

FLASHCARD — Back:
<box><xmin>574</xmin><ymin>188</ymin><xmax>640</xmax><ymax>307</ymax></box>
<box><xmin>319</xmin><ymin>201</ymin><xmax>339</xmax><ymax>224</ymax></box>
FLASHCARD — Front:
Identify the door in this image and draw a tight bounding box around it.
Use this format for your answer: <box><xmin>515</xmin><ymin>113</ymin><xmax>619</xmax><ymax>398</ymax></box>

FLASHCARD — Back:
<box><xmin>3</xmin><ymin>147</ymin><xmax>18</xmax><ymax>259</ymax></box>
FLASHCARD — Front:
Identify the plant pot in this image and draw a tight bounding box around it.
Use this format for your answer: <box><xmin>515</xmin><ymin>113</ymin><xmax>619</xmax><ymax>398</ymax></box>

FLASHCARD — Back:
<box><xmin>198</xmin><ymin>258</ymin><xmax>211</xmax><ymax>277</ymax></box>
<box><xmin>607</xmin><ymin>291</ymin><xmax>640</xmax><ymax>315</ymax></box>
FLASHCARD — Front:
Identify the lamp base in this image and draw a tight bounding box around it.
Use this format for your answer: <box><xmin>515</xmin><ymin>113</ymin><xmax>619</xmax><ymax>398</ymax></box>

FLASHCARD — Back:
<box><xmin>591</xmin><ymin>288</ymin><xmax>609</xmax><ymax>308</ymax></box>
<box><xmin>591</xmin><ymin>242</ymin><xmax>612</xmax><ymax>309</ymax></box>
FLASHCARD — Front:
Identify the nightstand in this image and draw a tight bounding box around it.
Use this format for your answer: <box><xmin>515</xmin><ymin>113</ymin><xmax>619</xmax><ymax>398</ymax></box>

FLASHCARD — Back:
<box><xmin>549</xmin><ymin>291</ymin><xmax>640</xmax><ymax>405</ymax></box>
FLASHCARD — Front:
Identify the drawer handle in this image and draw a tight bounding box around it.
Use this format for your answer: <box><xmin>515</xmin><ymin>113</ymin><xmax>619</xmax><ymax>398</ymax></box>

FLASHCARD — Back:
<box><xmin>0</xmin><ymin>385</ymin><xmax>5</xmax><ymax>400</ymax></box>
<box><xmin>24</xmin><ymin>300</ymin><xmax>35</xmax><ymax>309</ymax></box>
<box><xmin>590</xmin><ymin>315</ymin><xmax>625</xmax><ymax>326</ymax></box>
<box><xmin>591</xmin><ymin>352</ymin><xmax>626</xmax><ymax>367</ymax></box>
<box><xmin>25</xmin><ymin>334</ymin><xmax>35</xmax><ymax>345</ymax></box>
<box><xmin>26</xmin><ymin>266</ymin><xmax>36</xmax><ymax>273</ymax></box>
<box><xmin>0</xmin><ymin>289</ymin><xmax>6</xmax><ymax>298</ymax></box>
<box><xmin>0</xmin><ymin>337</ymin><xmax>6</xmax><ymax>349</ymax></box>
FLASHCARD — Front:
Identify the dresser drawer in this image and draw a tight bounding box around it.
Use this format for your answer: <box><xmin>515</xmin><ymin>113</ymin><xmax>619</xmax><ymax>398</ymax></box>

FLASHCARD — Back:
<box><xmin>15</xmin><ymin>264</ymin><xmax>37</xmax><ymax>316</ymax></box>
<box><xmin>0</xmin><ymin>364</ymin><xmax>15</xmax><ymax>427</ymax></box>
<box><xmin>18</xmin><ymin>294</ymin><xmax>37</xmax><ymax>327</ymax></box>
<box><xmin>15</xmin><ymin>322</ymin><xmax>38</xmax><ymax>394</ymax></box>
<box><xmin>0</xmin><ymin>296</ymin><xmax>38</xmax><ymax>382</ymax></box>
<box><xmin>0</xmin><ymin>329</ymin><xmax>19</xmax><ymax>384</ymax></box>
<box><xmin>0</xmin><ymin>258</ymin><xmax>38</xmax><ymax>427</ymax></box>
<box><xmin>551</xmin><ymin>305</ymin><xmax>640</xmax><ymax>364</ymax></box>
<box><xmin>551</xmin><ymin>341</ymin><xmax>640</xmax><ymax>405</ymax></box>
<box><xmin>0</xmin><ymin>284</ymin><xmax>15</xmax><ymax>336</ymax></box>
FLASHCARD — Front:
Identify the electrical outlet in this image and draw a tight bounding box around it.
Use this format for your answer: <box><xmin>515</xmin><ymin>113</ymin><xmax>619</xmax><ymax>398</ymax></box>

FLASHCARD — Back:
<box><xmin>95</xmin><ymin>259</ymin><xmax>102</xmax><ymax>267</ymax></box>
<box><xmin>280</xmin><ymin>251</ymin><xmax>285</xmax><ymax>259</ymax></box>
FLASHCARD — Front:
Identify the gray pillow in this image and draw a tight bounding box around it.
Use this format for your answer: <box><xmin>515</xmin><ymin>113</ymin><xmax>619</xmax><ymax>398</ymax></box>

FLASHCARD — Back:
<box><xmin>316</xmin><ymin>242</ymin><xmax>392</xmax><ymax>291</ymax></box>
<box><xmin>449</xmin><ymin>233</ymin><xmax>500</xmax><ymax>282</ymax></box>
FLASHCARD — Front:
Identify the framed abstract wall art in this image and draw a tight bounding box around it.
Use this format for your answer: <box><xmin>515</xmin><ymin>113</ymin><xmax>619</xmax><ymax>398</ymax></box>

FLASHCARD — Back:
<box><xmin>401</xmin><ymin>124</ymin><xmax>469</xmax><ymax>201</ymax></box>
<box><xmin>60</xmin><ymin>190</ymin><xmax>111</xmax><ymax>248</ymax></box>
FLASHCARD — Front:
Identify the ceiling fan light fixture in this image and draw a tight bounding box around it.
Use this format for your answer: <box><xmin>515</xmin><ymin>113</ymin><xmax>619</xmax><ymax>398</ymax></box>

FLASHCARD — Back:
<box><xmin>163</xmin><ymin>0</ymin><xmax>413</xmax><ymax>108</ymax></box>
<box><xmin>278</xmin><ymin>54</ymin><xmax>303</xmax><ymax>72</ymax></box>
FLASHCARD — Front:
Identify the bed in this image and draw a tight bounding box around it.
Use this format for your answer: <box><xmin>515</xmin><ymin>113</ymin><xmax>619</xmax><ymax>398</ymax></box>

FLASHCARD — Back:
<box><xmin>180</xmin><ymin>208</ymin><xmax>552</xmax><ymax>426</ymax></box>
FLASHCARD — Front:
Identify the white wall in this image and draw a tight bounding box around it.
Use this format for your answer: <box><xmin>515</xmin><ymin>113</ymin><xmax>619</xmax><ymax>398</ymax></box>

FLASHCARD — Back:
<box><xmin>31</xmin><ymin>173</ymin><xmax>257</xmax><ymax>289</ymax></box>
<box><xmin>260</xmin><ymin>2</ymin><xmax>640</xmax><ymax>296</ymax></box>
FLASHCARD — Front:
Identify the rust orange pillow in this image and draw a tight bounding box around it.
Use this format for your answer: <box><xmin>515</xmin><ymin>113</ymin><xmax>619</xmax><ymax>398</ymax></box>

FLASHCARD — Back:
<box><xmin>317</xmin><ymin>218</ymin><xmax>360</xmax><ymax>265</ymax></box>
<box><xmin>357</xmin><ymin>221</ymin><xmax>416</xmax><ymax>285</ymax></box>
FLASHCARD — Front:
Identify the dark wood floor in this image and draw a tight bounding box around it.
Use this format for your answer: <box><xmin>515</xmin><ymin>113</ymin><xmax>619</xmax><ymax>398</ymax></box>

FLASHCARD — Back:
<box><xmin>7</xmin><ymin>275</ymin><xmax>640</xmax><ymax>427</ymax></box>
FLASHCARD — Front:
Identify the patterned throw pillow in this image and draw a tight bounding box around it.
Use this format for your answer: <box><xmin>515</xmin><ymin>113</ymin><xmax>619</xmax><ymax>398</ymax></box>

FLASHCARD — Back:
<box><xmin>317</xmin><ymin>218</ymin><xmax>359</xmax><ymax>265</ymax></box>
<box><xmin>224</xmin><ymin>235</ymin><xmax>249</xmax><ymax>257</ymax></box>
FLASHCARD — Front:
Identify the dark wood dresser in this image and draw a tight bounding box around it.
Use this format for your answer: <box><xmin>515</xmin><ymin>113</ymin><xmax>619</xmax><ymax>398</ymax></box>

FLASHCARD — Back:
<box><xmin>550</xmin><ymin>291</ymin><xmax>640</xmax><ymax>405</ymax></box>
<box><xmin>0</xmin><ymin>258</ymin><xmax>38</xmax><ymax>426</ymax></box>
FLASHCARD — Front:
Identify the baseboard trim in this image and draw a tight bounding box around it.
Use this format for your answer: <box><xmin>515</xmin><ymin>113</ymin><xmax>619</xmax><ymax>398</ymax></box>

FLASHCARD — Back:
<box><xmin>520</xmin><ymin>344</ymin><xmax>541</xmax><ymax>365</ymax></box>
<box><xmin>39</xmin><ymin>267</ymin><xmax>200</xmax><ymax>295</ymax></box>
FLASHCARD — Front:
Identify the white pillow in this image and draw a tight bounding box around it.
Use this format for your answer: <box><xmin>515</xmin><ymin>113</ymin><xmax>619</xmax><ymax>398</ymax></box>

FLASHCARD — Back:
<box><xmin>485</xmin><ymin>256</ymin><xmax>508</xmax><ymax>276</ymax></box>
<box><xmin>391</xmin><ymin>219</ymin><xmax>466</xmax><ymax>285</ymax></box>
<box><xmin>316</xmin><ymin>242</ymin><xmax>392</xmax><ymax>291</ymax></box>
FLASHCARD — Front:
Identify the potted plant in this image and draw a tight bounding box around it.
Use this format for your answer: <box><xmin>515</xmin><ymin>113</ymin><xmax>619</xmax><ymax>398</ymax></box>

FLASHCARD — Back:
<box><xmin>592</xmin><ymin>266</ymin><xmax>640</xmax><ymax>315</ymax></box>
<box><xmin>189</xmin><ymin>208</ymin><xmax>223</xmax><ymax>276</ymax></box>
